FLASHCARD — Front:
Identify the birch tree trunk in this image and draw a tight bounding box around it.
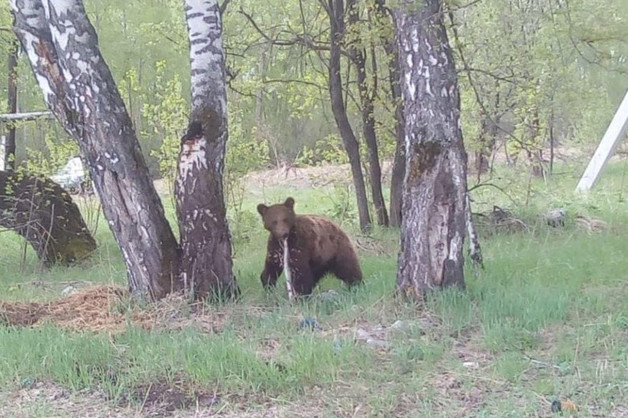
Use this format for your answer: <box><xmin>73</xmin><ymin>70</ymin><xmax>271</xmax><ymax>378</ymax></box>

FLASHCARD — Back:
<box><xmin>395</xmin><ymin>0</ymin><xmax>468</xmax><ymax>298</ymax></box>
<box><xmin>177</xmin><ymin>0</ymin><xmax>238</xmax><ymax>299</ymax></box>
<box><xmin>10</xmin><ymin>0</ymin><xmax>180</xmax><ymax>300</ymax></box>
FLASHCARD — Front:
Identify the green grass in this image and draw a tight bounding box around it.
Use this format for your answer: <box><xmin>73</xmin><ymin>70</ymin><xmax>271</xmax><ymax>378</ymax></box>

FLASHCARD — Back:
<box><xmin>0</xmin><ymin>161</ymin><xmax>627</xmax><ymax>416</ymax></box>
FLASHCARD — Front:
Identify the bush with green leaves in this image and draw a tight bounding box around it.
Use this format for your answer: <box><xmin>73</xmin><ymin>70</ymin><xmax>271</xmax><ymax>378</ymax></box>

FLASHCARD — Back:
<box><xmin>324</xmin><ymin>184</ymin><xmax>357</xmax><ymax>227</ymax></box>
<box><xmin>24</xmin><ymin>131</ymin><xmax>80</xmax><ymax>178</ymax></box>
<box><xmin>297</xmin><ymin>134</ymin><xmax>348</xmax><ymax>167</ymax></box>
<box><xmin>143</xmin><ymin>61</ymin><xmax>188</xmax><ymax>187</ymax></box>
<box><xmin>225</xmin><ymin>108</ymin><xmax>270</xmax><ymax>244</ymax></box>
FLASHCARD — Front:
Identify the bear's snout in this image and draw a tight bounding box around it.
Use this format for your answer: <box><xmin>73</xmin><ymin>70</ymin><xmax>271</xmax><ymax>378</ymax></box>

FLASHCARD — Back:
<box><xmin>271</xmin><ymin>229</ymin><xmax>290</xmax><ymax>241</ymax></box>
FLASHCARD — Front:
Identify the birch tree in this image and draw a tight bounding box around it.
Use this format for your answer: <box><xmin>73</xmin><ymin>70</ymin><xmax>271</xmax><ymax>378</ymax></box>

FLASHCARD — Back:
<box><xmin>10</xmin><ymin>0</ymin><xmax>180</xmax><ymax>300</ymax></box>
<box><xmin>10</xmin><ymin>0</ymin><xmax>238</xmax><ymax>301</ymax></box>
<box><xmin>394</xmin><ymin>0</ymin><xmax>468</xmax><ymax>297</ymax></box>
<box><xmin>175</xmin><ymin>0</ymin><xmax>238</xmax><ymax>299</ymax></box>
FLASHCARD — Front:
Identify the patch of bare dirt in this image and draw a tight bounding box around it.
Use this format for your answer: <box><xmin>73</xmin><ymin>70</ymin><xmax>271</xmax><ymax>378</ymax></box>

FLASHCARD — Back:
<box><xmin>1</xmin><ymin>379</ymin><xmax>233</xmax><ymax>417</ymax></box>
<box><xmin>451</xmin><ymin>338</ymin><xmax>495</xmax><ymax>368</ymax></box>
<box><xmin>240</xmin><ymin>143</ymin><xmax>613</xmax><ymax>192</ymax></box>
<box><xmin>0</xmin><ymin>286</ymin><xmax>225</xmax><ymax>334</ymax></box>
<box><xmin>243</xmin><ymin>161</ymin><xmax>393</xmax><ymax>191</ymax></box>
<box><xmin>0</xmin><ymin>380</ymin><xmax>128</xmax><ymax>418</ymax></box>
<box><xmin>119</xmin><ymin>378</ymin><xmax>220</xmax><ymax>417</ymax></box>
<box><xmin>432</xmin><ymin>371</ymin><xmax>511</xmax><ymax>417</ymax></box>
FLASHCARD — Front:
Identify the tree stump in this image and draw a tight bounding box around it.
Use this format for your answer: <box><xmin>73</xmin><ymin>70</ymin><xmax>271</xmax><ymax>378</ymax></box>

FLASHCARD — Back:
<box><xmin>0</xmin><ymin>171</ymin><xmax>97</xmax><ymax>265</ymax></box>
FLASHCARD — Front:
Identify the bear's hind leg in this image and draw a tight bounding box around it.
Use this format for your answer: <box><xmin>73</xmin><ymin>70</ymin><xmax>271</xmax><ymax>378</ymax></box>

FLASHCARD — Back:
<box><xmin>330</xmin><ymin>249</ymin><xmax>363</xmax><ymax>287</ymax></box>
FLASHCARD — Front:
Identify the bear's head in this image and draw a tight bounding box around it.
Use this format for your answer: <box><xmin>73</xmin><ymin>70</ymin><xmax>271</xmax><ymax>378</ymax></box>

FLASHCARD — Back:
<box><xmin>257</xmin><ymin>197</ymin><xmax>296</xmax><ymax>241</ymax></box>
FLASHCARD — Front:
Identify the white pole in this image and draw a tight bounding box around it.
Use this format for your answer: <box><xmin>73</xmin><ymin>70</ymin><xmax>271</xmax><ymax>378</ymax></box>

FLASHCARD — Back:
<box><xmin>0</xmin><ymin>135</ymin><xmax>5</xmax><ymax>171</ymax></box>
<box><xmin>0</xmin><ymin>111</ymin><xmax>53</xmax><ymax>122</ymax></box>
<box><xmin>576</xmin><ymin>90</ymin><xmax>628</xmax><ymax>192</ymax></box>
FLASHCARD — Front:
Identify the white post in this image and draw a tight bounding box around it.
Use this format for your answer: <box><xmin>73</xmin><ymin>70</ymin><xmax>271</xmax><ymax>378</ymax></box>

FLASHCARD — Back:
<box><xmin>0</xmin><ymin>135</ymin><xmax>5</xmax><ymax>171</ymax></box>
<box><xmin>0</xmin><ymin>111</ymin><xmax>53</xmax><ymax>122</ymax></box>
<box><xmin>576</xmin><ymin>90</ymin><xmax>628</xmax><ymax>192</ymax></box>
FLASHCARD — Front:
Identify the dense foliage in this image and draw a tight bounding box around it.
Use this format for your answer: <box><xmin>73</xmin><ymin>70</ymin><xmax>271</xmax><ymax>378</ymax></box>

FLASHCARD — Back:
<box><xmin>1</xmin><ymin>0</ymin><xmax>626</xmax><ymax>180</ymax></box>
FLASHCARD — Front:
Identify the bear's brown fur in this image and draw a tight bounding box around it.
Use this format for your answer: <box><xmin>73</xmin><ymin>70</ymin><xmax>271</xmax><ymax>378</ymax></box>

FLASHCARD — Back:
<box><xmin>257</xmin><ymin>197</ymin><xmax>363</xmax><ymax>296</ymax></box>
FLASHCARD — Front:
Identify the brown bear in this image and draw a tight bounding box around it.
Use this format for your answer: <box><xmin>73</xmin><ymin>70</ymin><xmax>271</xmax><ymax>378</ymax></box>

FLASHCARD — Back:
<box><xmin>257</xmin><ymin>197</ymin><xmax>363</xmax><ymax>298</ymax></box>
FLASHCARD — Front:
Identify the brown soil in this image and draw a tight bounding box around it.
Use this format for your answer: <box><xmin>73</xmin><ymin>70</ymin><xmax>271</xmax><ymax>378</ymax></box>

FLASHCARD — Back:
<box><xmin>0</xmin><ymin>380</ymin><xmax>128</xmax><ymax>418</ymax></box>
<box><xmin>120</xmin><ymin>377</ymin><xmax>221</xmax><ymax>416</ymax></box>
<box><xmin>243</xmin><ymin>161</ymin><xmax>393</xmax><ymax>190</ymax></box>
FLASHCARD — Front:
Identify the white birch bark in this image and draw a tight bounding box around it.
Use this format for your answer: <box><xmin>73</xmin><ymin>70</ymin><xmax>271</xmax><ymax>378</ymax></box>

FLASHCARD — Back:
<box><xmin>10</xmin><ymin>0</ymin><xmax>74</xmax><ymax>134</ymax></box>
<box><xmin>11</xmin><ymin>0</ymin><xmax>180</xmax><ymax>300</ymax></box>
<box><xmin>395</xmin><ymin>0</ymin><xmax>470</xmax><ymax>298</ymax></box>
<box><xmin>465</xmin><ymin>193</ymin><xmax>483</xmax><ymax>270</ymax></box>
<box><xmin>176</xmin><ymin>0</ymin><xmax>238</xmax><ymax>299</ymax></box>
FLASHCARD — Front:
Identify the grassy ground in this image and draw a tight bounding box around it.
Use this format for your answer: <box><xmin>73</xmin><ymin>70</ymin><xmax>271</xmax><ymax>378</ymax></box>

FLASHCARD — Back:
<box><xmin>0</xmin><ymin>159</ymin><xmax>627</xmax><ymax>417</ymax></box>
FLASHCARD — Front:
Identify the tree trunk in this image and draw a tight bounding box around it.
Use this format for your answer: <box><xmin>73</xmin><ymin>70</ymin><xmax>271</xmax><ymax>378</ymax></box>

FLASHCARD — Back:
<box><xmin>394</xmin><ymin>0</ymin><xmax>468</xmax><ymax>298</ymax></box>
<box><xmin>11</xmin><ymin>0</ymin><xmax>180</xmax><ymax>300</ymax></box>
<box><xmin>0</xmin><ymin>171</ymin><xmax>96</xmax><ymax>265</ymax></box>
<box><xmin>549</xmin><ymin>109</ymin><xmax>555</xmax><ymax>175</ymax></box>
<box><xmin>177</xmin><ymin>0</ymin><xmax>238</xmax><ymax>299</ymax></box>
<box><xmin>328</xmin><ymin>0</ymin><xmax>371</xmax><ymax>232</ymax></box>
<box><xmin>387</xmin><ymin>47</ymin><xmax>405</xmax><ymax>228</ymax></box>
<box><xmin>374</xmin><ymin>0</ymin><xmax>405</xmax><ymax>227</ymax></box>
<box><xmin>474</xmin><ymin>118</ymin><xmax>491</xmax><ymax>182</ymax></box>
<box><xmin>348</xmin><ymin>2</ymin><xmax>388</xmax><ymax>227</ymax></box>
<box><xmin>5</xmin><ymin>38</ymin><xmax>18</xmax><ymax>172</ymax></box>
<box><xmin>389</xmin><ymin>120</ymin><xmax>405</xmax><ymax>227</ymax></box>
<box><xmin>465</xmin><ymin>193</ymin><xmax>483</xmax><ymax>269</ymax></box>
<box><xmin>528</xmin><ymin>107</ymin><xmax>544</xmax><ymax>178</ymax></box>
<box><xmin>359</xmin><ymin>62</ymin><xmax>388</xmax><ymax>227</ymax></box>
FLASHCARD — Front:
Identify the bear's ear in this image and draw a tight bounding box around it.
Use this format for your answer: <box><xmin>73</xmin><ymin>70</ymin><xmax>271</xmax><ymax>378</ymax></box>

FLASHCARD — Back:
<box><xmin>284</xmin><ymin>197</ymin><xmax>295</xmax><ymax>209</ymax></box>
<box><xmin>257</xmin><ymin>204</ymin><xmax>268</xmax><ymax>216</ymax></box>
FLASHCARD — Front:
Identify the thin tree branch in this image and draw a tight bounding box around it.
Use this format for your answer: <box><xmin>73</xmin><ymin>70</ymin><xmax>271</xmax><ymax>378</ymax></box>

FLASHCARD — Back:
<box><xmin>450</xmin><ymin>0</ymin><xmax>483</xmax><ymax>12</ymax></box>
<box><xmin>460</xmin><ymin>67</ymin><xmax>517</xmax><ymax>84</ymax></box>
<box><xmin>156</xmin><ymin>30</ymin><xmax>183</xmax><ymax>46</ymax></box>
<box><xmin>226</xmin><ymin>79</ymin><xmax>260</xmax><ymax>100</ymax></box>
<box><xmin>220</xmin><ymin>0</ymin><xmax>232</xmax><ymax>15</ymax></box>
<box><xmin>447</xmin><ymin>6</ymin><xmax>527</xmax><ymax>148</ymax></box>
<box><xmin>467</xmin><ymin>183</ymin><xmax>518</xmax><ymax>206</ymax></box>
<box><xmin>238</xmin><ymin>7</ymin><xmax>352</xmax><ymax>58</ymax></box>
<box><xmin>238</xmin><ymin>8</ymin><xmax>298</xmax><ymax>46</ymax></box>
<box><xmin>562</xmin><ymin>0</ymin><xmax>626</xmax><ymax>74</ymax></box>
<box><xmin>262</xmin><ymin>78</ymin><xmax>325</xmax><ymax>90</ymax></box>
